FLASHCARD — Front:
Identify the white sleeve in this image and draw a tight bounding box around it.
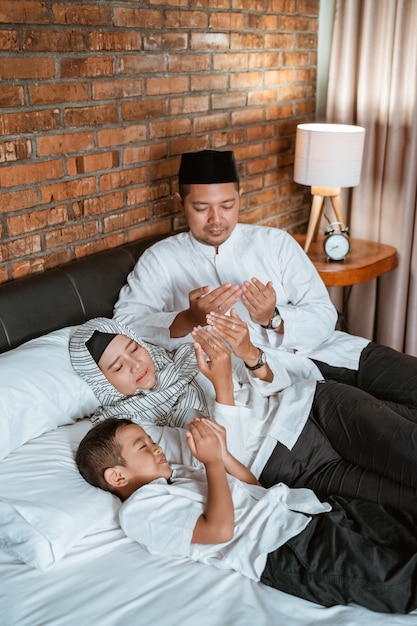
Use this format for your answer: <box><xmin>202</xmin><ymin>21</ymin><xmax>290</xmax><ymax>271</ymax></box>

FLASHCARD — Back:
<box><xmin>270</xmin><ymin>232</ymin><xmax>338</xmax><ymax>353</ymax></box>
<box><xmin>120</xmin><ymin>485</ymin><xmax>202</xmax><ymax>558</ymax></box>
<box><xmin>212</xmin><ymin>401</ymin><xmax>251</xmax><ymax>463</ymax></box>
<box><xmin>113</xmin><ymin>246</ymin><xmax>191</xmax><ymax>350</ymax></box>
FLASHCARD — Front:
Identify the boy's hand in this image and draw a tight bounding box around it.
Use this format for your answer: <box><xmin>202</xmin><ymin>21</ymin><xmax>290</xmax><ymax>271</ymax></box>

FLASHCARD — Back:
<box><xmin>198</xmin><ymin>418</ymin><xmax>228</xmax><ymax>460</ymax></box>
<box><xmin>186</xmin><ymin>419</ymin><xmax>223</xmax><ymax>465</ymax></box>
<box><xmin>205</xmin><ymin>308</ymin><xmax>258</xmax><ymax>364</ymax></box>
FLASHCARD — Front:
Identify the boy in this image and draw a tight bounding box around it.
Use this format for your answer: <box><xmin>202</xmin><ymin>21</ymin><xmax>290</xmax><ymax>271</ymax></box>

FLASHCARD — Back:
<box><xmin>77</xmin><ymin>415</ymin><xmax>417</xmax><ymax>614</ymax></box>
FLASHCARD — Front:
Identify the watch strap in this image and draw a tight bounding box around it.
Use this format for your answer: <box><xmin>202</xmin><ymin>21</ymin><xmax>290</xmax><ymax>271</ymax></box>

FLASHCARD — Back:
<box><xmin>261</xmin><ymin>307</ymin><xmax>281</xmax><ymax>330</ymax></box>
<box><xmin>244</xmin><ymin>348</ymin><xmax>266</xmax><ymax>371</ymax></box>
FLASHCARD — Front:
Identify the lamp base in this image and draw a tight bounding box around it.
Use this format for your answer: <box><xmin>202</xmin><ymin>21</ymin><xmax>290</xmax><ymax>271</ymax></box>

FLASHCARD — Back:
<box><xmin>304</xmin><ymin>186</ymin><xmax>346</xmax><ymax>253</ymax></box>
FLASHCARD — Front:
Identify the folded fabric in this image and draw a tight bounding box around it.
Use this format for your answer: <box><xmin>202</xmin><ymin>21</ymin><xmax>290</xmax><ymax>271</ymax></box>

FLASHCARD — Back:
<box><xmin>0</xmin><ymin>326</ymin><xmax>100</xmax><ymax>461</ymax></box>
<box><xmin>0</xmin><ymin>420</ymin><xmax>119</xmax><ymax>570</ymax></box>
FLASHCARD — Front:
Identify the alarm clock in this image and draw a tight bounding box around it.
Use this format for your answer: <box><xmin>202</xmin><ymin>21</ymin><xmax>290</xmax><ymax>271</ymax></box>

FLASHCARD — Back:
<box><xmin>324</xmin><ymin>222</ymin><xmax>350</xmax><ymax>261</ymax></box>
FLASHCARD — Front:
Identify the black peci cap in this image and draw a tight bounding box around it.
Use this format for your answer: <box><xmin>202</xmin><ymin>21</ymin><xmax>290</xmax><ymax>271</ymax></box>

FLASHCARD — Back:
<box><xmin>178</xmin><ymin>150</ymin><xmax>239</xmax><ymax>185</ymax></box>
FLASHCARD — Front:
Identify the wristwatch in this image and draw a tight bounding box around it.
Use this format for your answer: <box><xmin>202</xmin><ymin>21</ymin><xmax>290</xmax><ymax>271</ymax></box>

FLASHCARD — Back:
<box><xmin>245</xmin><ymin>348</ymin><xmax>267</xmax><ymax>371</ymax></box>
<box><xmin>261</xmin><ymin>307</ymin><xmax>282</xmax><ymax>330</ymax></box>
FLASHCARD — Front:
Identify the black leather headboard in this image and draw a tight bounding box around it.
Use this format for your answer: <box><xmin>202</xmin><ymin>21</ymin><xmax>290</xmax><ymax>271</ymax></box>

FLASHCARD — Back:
<box><xmin>0</xmin><ymin>235</ymin><xmax>167</xmax><ymax>353</ymax></box>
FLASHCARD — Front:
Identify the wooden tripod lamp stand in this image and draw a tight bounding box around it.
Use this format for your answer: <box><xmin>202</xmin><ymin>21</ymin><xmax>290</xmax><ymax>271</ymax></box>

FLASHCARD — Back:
<box><xmin>294</xmin><ymin>124</ymin><xmax>366</xmax><ymax>254</ymax></box>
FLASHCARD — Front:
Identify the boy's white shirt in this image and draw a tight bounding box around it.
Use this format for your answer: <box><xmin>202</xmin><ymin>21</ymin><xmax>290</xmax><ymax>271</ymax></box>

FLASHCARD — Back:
<box><xmin>119</xmin><ymin>463</ymin><xmax>331</xmax><ymax>582</ymax></box>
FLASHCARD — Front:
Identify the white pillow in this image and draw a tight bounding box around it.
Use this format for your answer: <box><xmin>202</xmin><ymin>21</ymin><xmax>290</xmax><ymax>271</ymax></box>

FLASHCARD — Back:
<box><xmin>0</xmin><ymin>419</ymin><xmax>119</xmax><ymax>570</ymax></box>
<box><xmin>0</xmin><ymin>326</ymin><xmax>100</xmax><ymax>461</ymax></box>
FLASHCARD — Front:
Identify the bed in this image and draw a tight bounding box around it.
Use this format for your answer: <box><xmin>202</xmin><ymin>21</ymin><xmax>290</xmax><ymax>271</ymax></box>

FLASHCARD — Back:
<box><xmin>1</xmin><ymin>235</ymin><xmax>416</xmax><ymax>626</ymax></box>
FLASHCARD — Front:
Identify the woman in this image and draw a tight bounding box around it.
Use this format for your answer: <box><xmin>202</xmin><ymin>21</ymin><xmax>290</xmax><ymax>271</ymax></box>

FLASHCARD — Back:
<box><xmin>69</xmin><ymin>314</ymin><xmax>417</xmax><ymax>514</ymax></box>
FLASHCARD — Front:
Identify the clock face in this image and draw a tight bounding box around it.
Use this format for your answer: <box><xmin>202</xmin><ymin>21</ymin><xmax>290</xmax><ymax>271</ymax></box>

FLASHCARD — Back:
<box><xmin>324</xmin><ymin>233</ymin><xmax>350</xmax><ymax>261</ymax></box>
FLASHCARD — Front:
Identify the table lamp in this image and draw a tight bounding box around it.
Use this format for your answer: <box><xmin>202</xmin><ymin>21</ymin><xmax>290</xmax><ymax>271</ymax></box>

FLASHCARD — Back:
<box><xmin>293</xmin><ymin>123</ymin><xmax>365</xmax><ymax>253</ymax></box>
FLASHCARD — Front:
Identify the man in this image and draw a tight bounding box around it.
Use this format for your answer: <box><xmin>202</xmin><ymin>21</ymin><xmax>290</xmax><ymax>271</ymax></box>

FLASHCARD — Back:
<box><xmin>113</xmin><ymin>149</ymin><xmax>417</xmax><ymax>416</ymax></box>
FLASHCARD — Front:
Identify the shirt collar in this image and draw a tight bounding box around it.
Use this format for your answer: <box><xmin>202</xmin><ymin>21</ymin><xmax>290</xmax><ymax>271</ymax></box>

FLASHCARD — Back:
<box><xmin>188</xmin><ymin>225</ymin><xmax>239</xmax><ymax>258</ymax></box>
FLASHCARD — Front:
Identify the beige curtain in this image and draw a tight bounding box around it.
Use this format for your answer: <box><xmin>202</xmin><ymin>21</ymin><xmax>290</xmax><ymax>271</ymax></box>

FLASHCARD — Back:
<box><xmin>326</xmin><ymin>0</ymin><xmax>417</xmax><ymax>356</ymax></box>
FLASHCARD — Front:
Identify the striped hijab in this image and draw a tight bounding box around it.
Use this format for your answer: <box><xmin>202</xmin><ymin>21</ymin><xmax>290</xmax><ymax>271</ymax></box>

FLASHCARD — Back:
<box><xmin>69</xmin><ymin>317</ymin><xmax>209</xmax><ymax>427</ymax></box>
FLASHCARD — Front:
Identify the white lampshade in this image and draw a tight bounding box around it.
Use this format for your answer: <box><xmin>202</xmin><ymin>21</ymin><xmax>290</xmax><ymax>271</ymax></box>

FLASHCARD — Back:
<box><xmin>294</xmin><ymin>123</ymin><xmax>365</xmax><ymax>188</ymax></box>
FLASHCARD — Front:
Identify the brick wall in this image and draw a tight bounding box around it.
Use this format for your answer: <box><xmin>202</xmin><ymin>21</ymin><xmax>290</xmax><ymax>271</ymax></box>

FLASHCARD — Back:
<box><xmin>0</xmin><ymin>0</ymin><xmax>319</xmax><ymax>284</ymax></box>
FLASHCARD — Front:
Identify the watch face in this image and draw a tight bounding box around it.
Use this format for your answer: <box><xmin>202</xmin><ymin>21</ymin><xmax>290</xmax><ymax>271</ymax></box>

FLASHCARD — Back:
<box><xmin>324</xmin><ymin>233</ymin><xmax>350</xmax><ymax>261</ymax></box>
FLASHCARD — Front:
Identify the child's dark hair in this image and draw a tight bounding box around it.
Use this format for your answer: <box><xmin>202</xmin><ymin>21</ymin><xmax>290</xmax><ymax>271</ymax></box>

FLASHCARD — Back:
<box><xmin>76</xmin><ymin>418</ymin><xmax>133</xmax><ymax>495</ymax></box>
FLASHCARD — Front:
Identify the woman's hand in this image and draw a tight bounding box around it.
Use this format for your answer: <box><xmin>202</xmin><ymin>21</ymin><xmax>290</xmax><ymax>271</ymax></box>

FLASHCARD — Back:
<box><xmin>192</xmin><ymin>326</ymin><xmax>234</xmax><ymax>405</ymax></box>
<box><xmin>205</xmin><ymin>308</ymin><xmax>259</xmax><ymax>365</ymax></box>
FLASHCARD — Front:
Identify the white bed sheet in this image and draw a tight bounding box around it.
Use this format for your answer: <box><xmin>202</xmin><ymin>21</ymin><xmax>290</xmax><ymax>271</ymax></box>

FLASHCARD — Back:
<box><xmin>2</xmin><ymin>422</ymin><xmax>417</xmax><ymax>626</ymax></box>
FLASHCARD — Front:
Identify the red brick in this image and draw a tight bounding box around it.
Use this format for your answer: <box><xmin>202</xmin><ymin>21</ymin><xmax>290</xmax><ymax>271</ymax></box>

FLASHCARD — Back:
<box><xmin>123</xmin><ymin>143</ymin><xmax>168</xmax><ymax>166</ymax></box>
<box><xmin>61</xmin><ymin>57</ymin><xmax>115</xmax><ymax>78</ymax></box>
<box><xmin>143</xmin><ymin>33</ymin><xmax>187</xmax><ymax>51</ymax></box>
<box><xmin>0</xmin><ymin>188</ymin><xmax>38</xmax><ymax>213</ymax></box>
<box><xmin>126</xmin><ymin>219</ymin><xmax>172</xmax><ymax>243</ymax></box>
<box><xmin>37</xmin><ymin>132</ymin><xmax>94</xmax><ymax>157</ymax></box>
<box><xmin>0</xmin><ymin>267</ymin><xmax>9</xmax><ymax>284</ymax></box>
<box><xmin>0</xmin><ymin>29</ymin><xmax>18</xmax><ymax>50</ymax></box>
<box><xmin>0</xmin><ymin>85</ymin><xmax>24</xmax><ymax>107</ymax></box>
<box><xmin>247</xmin><ymin>124</ymin><xmax>277</xmax><ymax>141</ymax></box>
<box><xmin>0</xmin><ymin>159</ymin><xmax>63</xmax><ymax>188</ymax></box>
<box><xmin>211</xmin><ymin>92</ymin><xmax>247</xmax><ymax>110</ymax></box>
<box><xmin>122</xmin><ymin>99</ymin><xmax>169</xmax><ymax>121</ymax></box>
<box><xmin>212</xmin><ymin>52</ymin><xmax>248</xmax><ymax>71</ymax></box>
<box><xmin>74</xmin><ymin>233</ymin><xmax>126</xmax><ymax>260</ymax></box>
<box><xmin>231</xmin><ymin>108</ymin><xmax>263</xmax><ymax>126</ymax></box>
<box><xmin>190</xmin><ymin>74</ymin><xmax>228</xmax><ymax>91</ymax></box>
<box><xmin>52</xmin><ymin>4</ymin><xmax>109</xmax><ymax>25</ymax></box>
<box><xmin>64</xmin><ymin>104</ymin><xmax>118</xmax><ymax>127</ymax></box>
<box><xmin>0</xmin><ymin>109</ymin><xmax>60</xmax><ymax>136</ymax></box>
<box><xmin>265</xmin><ymin>69</ymin><xmax>293</xmax><ymax>85</ymax></box>
<box><xmin>149</xmin><ymin>118</ymin><xmax>191</xmax><ymax>140</ymax></box>
<box><xmin>248</xmin><ymin>14</ymin><xmax>280</xmax><ymax>30</ymax></box>
<box><xmin>30</xmin><ymin>82</ymin><xmax>88</xmax><ymax>106</ymax></box>
<box><xmin>45</xmin><ymin>222</ymin><xmax>99</xmax><ymax>249</ymax></box>
<box><xmin>296</xmin><ymin>33</ymin><xmax>318</xmax><ymax>49</ymax></box>
<box><xmin>169</xmin><ymin>95</ymin><xmax>210</xmax><ymax>116</ymax></box>
<box><xmin>248</xmin><ymin>89</ymin><xmax>279</xmax><ymax>105</ymax></box>
<box><xmin>23</xmin><ymin>29</ymin><xmax>86</xmax><ymax>52</ymax></box>
<box><xmin>72</xmin><ymin>151</ymin><xmax>120</xmax><ymax>174</ymax></box>
<box><xmin>7</xmin><ymin>205</ymin><xmax>68</xmax><ymax>236</ymax></box>
<box><xmin>90</xmin><ymin>31</ymin><xmax>142</xmax><ymax>51</ymax></box>
<box><xmin>12</xmin><ymin>248</ymin><xmax>73</xmax><ymax>279</ymax></box>
<box><xmin>230</xmin><ymin>33</ymin><xmax>265</xmax><ymax>50</ymax></box>
<box><xmin>209</xmin><ymin>12</ymin><xmax>245</xmax><ymax>31</ymax></box>
<box><xmin>98</xmin><ymin>124</ymin><xmax>147</xmax><ymax>148</ymax></box>
<box><xmin>190</xmin><ymin>33</ymin><xmax>230</xmax><ymax>50</ymax></box>
<box><xmin>120</xmin><ymin>54</ymin><xmax>165</xmax><ymax>74</ymax></box>
<box><xmin>168</xmin><ymin>54</ymin><xmax>210</xmax><ymax>73</ymax></box>
<box><xmin>100</xmin><ymin>166</ymin><xmax>147</xmax><ymax>192</ymax></box>
<box><xmin>41</xmin><ymin>177</ymin><xmax>97</xmax><ymax>204</ymax></box>
<box><xmin>249</xmin><ymin>52</ymin><xmax>280</xmax><ymax>68</ymax></box>
<box><xmin>170</xmin><ymin>136</ymin><xmax>208</xmax><ymax>157</ymax></box>
<box><xmin>0</xmin><ymin>57</ymin><xmax>55</xmax><ymax>79</ymax></box>
<box><xmin>165</xmin><ymin>10</ymin><xmax>208</xmax><ymax>29</ymax></box>
<box><xmin>0</xmin><ymin>1</ymin><xmax>49</xmax><ymax>24</ymax></box>
<box><xmin>146</xmin><ymin>76</ymin><xmax>189</xmax><ymax>96</ymax></box>
<box><xmin>113</xmin><ymin>8</ymin><xmax>162</xmax><ymax>29</ymax></box>
<box><xmin>193</xmin><ymin>113</ymin><xmax>229</xmax><ymax>133</ymax></box>
<box><xmin>72</xmin><ymin>192</ymin><xmax>124</xmax><ymax>219</ymax></box>
<box><xmin>268</xmin><ymin>0</ymin><xmax>297</xmax><ymax>12</ymax></box>
<box><xmin>264</xmin><ymin>33</ymin><xmax>295</xmax><ymax>49</ymax></box>
<box><xmin>266</xmin><ymin>103</ymin><xmax>294</xmax><ymax>120</ymax></box>
<box><xmin>103</xmin><ymin>206</ymin><xmax>150</xmax><ymax>233</ymax></box>
<box><xmin>93</xmin><ymin>78</ymin><xmax>143</xmax><ymax>100</ymax></box>
<box><xmin>211</xmin><ymin>129</ymin><xmax>245</xmax><ymax>148</ymax></box>
<box><xmin>0</xmin><ymin>234</ymin><xmax>41</xmax><ymax>262</ymax></box>
<box><xmin>126</xmin><ymin>187</ymin><xmax>152</xmax><ymax>207</ymax></box>
<box><xmin>230</xmin><ymin>71</ymin><xmax>263</xmax><ymax>89</ymax></box>
<box><xmin>0</xmin><ymin>139</ymin><xmax>32</xmax><ymax>162</ymax></box>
